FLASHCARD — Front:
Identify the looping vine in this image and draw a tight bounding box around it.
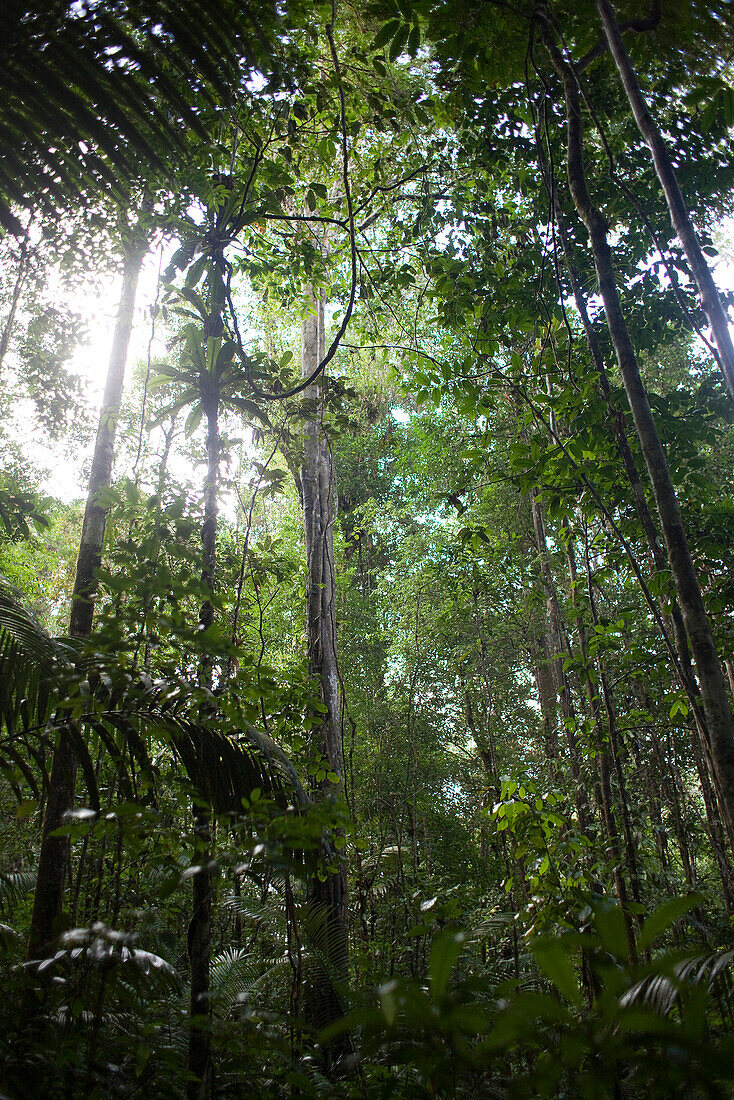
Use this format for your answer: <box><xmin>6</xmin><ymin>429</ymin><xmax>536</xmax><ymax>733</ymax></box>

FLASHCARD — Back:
<box><xmin>223</xmin><ymin>8</ymin><xmax>358</xmax><ymax>403</ymax></box>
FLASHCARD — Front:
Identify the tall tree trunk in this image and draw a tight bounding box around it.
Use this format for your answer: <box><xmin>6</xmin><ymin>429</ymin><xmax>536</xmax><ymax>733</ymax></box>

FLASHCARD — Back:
<box><xmin>595</xmin><ymin>0</ymin><xmax>734</xmax><ymax>402</ymax></box>
<box><xmin>544</xmin><ymin>32</ymin><xmax>734</xmax><ymax>858</ymax></box>
<box><xmin>580</xmin><ymin>524</ymin><xmax>644</xmax><ymax>920</ymax></box>
<box><xmin>529</xmin><ymin>492</ymin><xmax>590</xmax><ymax>834</ymax></box>
<box><xmin>187</xmin><ymin>305</ymin><xmax>222</xmax><ymax>1098</ymax></box>
<box><xmin>299</xmin><ymin>287</ymin><xmax>349</xmax><ymax>1055</ymax></box>
<box><xmin>532</xmin><ymin>631</ymin><xmax>560</xmax><ymax>778</ymax></box>
<box><xmin>564</xmin><ymin>521</ymin><xmax>637</xmax><ymax>963</ymax></box>
<box><xmin>28</xmin><ymin>218</ymin><xmax>147</xmax><ymax>958</ymax></box>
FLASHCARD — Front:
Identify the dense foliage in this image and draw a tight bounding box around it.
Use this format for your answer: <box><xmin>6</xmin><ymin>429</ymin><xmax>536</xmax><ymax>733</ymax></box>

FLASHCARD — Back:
<box><xmin>2</xmin><ymin>1</ymin><xmax>734</xmax><ymax>1096</ymax></box>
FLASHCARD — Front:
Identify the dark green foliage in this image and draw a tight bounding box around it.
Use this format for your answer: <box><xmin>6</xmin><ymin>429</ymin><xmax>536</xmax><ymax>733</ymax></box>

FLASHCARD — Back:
<box><xmin>2</xmin><ymin>0</ymin><xmax>734</xmax><ymax>1095</ymax></box>
<box><xmin>0</xmin><ymin>0</ymin><xmax>279</xmax><ymax>230</ymax></box>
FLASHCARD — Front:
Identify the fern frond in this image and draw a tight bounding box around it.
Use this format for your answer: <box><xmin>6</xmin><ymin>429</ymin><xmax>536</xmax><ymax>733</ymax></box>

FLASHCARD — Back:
<box><xmin>210</xmin><ymin>947</ymin><xmax>291</xmax><ymax>1019</ymax></box>
<box><xmin>0</xmin><ymin>0</ymin><xmax>279</xmax><ymax>228</ymax></box>
<box><xmin>0</xmin><ymin>869</ymin><xmax>36</xmax><ymax>916</ymax></box>
<box><xmin>620</xmin><ymin>948</ymin><xmax>734</xmax><ymax>1015</ymax></box>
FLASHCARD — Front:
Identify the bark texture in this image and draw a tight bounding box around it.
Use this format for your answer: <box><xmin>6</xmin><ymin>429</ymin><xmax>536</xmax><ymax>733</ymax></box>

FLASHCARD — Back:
<box><xmin>299</xmin><ymin>287</ymin><xmax>349</xmax><ymax>1050</ymax></box>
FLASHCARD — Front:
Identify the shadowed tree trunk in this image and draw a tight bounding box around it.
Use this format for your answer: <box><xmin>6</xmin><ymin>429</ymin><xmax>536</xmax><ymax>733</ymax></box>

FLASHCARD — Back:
<box><xmin>187</xmin><ymin>248</ymin><xmax>226</xmax><ymax>1098</ymax></box>
<box><xmin>0</xmin><ymin>234</ymin><xmax>29</xmax><ymax>370</ymax></box>
<box><xmin>299</xmin><ymin>285</ymin><xmax>349</xmax><ymax>1057</ymax></box>
<box><xmin>563</xmin><ymin>519</ymin><xmax>637</xmax><ymax>963</ymax></box>
<box><xmin>530</xmin><ymin>492</ymin><xmax>590</xmax><ymax>835</ymax></box>
<box><xmin>28</xmin><ymin>214</ymin><xmax>148</xmax><ymax>958</ymax></box>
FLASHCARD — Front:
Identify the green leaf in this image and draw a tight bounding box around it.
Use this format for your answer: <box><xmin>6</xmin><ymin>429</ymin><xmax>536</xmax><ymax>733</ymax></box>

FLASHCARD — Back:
<box><xmin>185</xmin><ymin>405</ymin><xmax>204</xmax><ymax>438</ymax></box>
<box><xmin>531</xmin><ymin>938</ymin><xmax>581</xmax><ymax>1005</ymax></box>
<box><xmin>389</xmin><ymin>24</ymin><xmax>410</xmax><ymax>62</ymax></box>
<box><xmin>179</xmin><ymin>286</ymin><xmax>208</xmax><ymax>319</ymax></box>
<box><xmin>429</xmin><ymin>930</ymin><xmax>465</xmax><ymax>998</ymax></box>
<box><xmin>184</xmin><ymin>254</ymin><xmax>208</xmax><ymax>289</ymax></box>
<box><xmin>372</xmin><ymin>19</ymin><xmax>401</xmax><ymax>51</ymax></box>
<box><xmin>594</xmin><ymin>904</ymin><xmax>630</xmax><ymax>961</ymax></box>
<box><xmin>638</xmin><ymin>894</ymin><xmax>704</xmax><ymax>954</ymax></box>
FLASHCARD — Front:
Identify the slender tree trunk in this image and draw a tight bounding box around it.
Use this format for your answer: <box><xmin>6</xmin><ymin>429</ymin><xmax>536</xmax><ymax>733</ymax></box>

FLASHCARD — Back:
<box><xmin>142</xmin><ymin>418</ymin><xmax>178</xmax><ymax>668</ymax></box>
<box><xmin>465</xmin><ymin>687</ymin><xmax>521</xmax><ymax>978</ymax></box>
<box><xmin>69</xmin><ymin>224</ymin><xmax>148</xmax><ymax>638</ymax></box>
<box><xmin>27</xmin><ymin>218</ymin><xmax>147</xmax><ymax>959</ymax></box>
<box><xmin>544</xmin><ymin>32</ymin><xmax>734</xmax><ymax>857</ymax></box>
<box><xmin>187</xmin><ymin>807</ymin><xmax>213</xmax><ymax>1100</ymax></box>
<box><xmin>472</xmin><ymin>592</ymin><xmax>502</xmax><ymax>794</ymax></box>
<box><xmin>197</xmin><ymin>390</ymin><xmax>219</xmax><ymax>682</ymax></box>
<box><xmin>299</xmin><ymin>287</ymin><xmax>349</xmax><ymax>1056</ymax></box>
<box><xmin>0</xmin><ymin>237</ymin><xmax>28</xmax><ymax>369</ymax></box>
<box><xmin>595</xmin><ymin>0</ymin><xmax>734</xmax><ymax>401</ymax></box>
<box><xmin>530</xmin><ymin>492</ymin><xmax>590</xmax><ymax>834</ymax></box>
<box><xmin>563</xmin><ymin>521</ymin><xmax>637</xmax><ymax>963</ymax></box>
<box><xmin>187</xmin><ymin>330</ymin><xmax>222</xmax><ymax>1099</ymax></box>
<box><xmin>532</xmin><ymin>631</ymin><xmax>560</xmax><ymax>777</ymax></box>
<box><xmin>581</xmin><ymin>526</ymin><xmax>644</xmax><ymax>920</ymax></box>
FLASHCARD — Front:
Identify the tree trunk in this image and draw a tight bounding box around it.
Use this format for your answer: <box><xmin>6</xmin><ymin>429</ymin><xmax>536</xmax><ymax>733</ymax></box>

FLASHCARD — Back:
<box><xmin>595</xmin><ymin>0</ymin><xmax>734</xmax><ymax>402</ymax></box>
<box><xmin>544</xmin><ymin>32</ymin><xmax>734</xmax><ymax>858</ymax></box>
<box><xmin>299</xmin><ymin>286</ymin><xmax>349</xmax><ymax>1055</ymax></box>
<box><xmin>27</xmin><ymin>218</ymin><xmax>147</xmax><ymax>959</ymax></box>
<box><xmin>553</xmin><ymin>200</ymin><xmax>734</xmax><ymax>893</ymax></box>
<box><xmin>0</xmin><ymin>236</ymin><xmax>28</xmax><ymax>369</ymax></box>
<box><xmin>187</xmin><ymin>807</ymin><xmax>213</xmax><ymax>1100</ymax></box>
<box><xmin>532</xmin><ymin>631</ymin><xmax>560</xmax><ymax>778</ymax></box>
<box><xmin>564</xmin><ymin>521</ymin><xmax>637</xmax><ymax>963</ymax></box>
<box><xmin>529</xmin><ymin>492</ymin><xmax>590</xmax><ymax>834</ymax></box>
<box><xmin>187</xmin><ymin>317</ymin><xmax>222</xmax><ymax>1098</ymax></box>
<box><xmin>69</xmin><ymin>223</ymin><xmax>148</xmax><ymax>638</ymax></box>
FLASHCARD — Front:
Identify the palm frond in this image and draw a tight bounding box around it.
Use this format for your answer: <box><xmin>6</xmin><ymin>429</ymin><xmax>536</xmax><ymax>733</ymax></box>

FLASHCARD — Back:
<box><xmin>1</xmin><ymin>1</ymin><xmax>279</xmax><ymax>229</ymax></box>
<box><xmin>620</xmin><ymin>948</ymin><xmax>734</xmax><ymax>1015</ymax></box>
<box><xmin>26</xmin><ymin>922</ymin><xmax>180</xmax><ymax>993</ymax></box>
<box><xmin>210</xmin><ymin>947</ymin><xmax>289</xmax><ymax>1019</ymax></box>
<box><xmin>0</xmin><ymin>576</ymin><xmax>305</xmax><ymax>820</ymax></box>
<box><xmin>0</xmin><ymin>574</ymin><xmax>70</xmax><ymax>736</ymax></box>
<box><xmin>165</xmin><ymin>715</ymin><xmax>307</xmax><ymax>813</ymax></box>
